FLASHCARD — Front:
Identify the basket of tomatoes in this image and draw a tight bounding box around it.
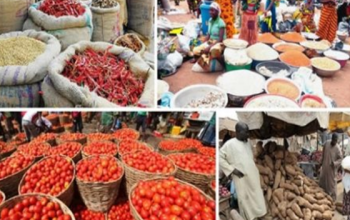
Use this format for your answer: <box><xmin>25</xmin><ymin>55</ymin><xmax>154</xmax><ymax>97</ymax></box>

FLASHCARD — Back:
<box><xmin>107</xmin><ymin>200</ymin><xmax>135</xmax><ymax>220</ymax></box>
<box><xmin>46</xmin><ymin>142</ymin><xmax>83</xmax><ymax>163</ymax></box>
<box><xmin>197</xmin><ymin>146</ymin><xmax>216</xmax><ymax>158</ymax></box>
<box><xmin>76</xmin><ymin>155</ymin><xmax>124</xmax><ymax>212</ymax></box>
<box><xmin>45</xmin><ymin>114</ymin><xmax>60</xmax><ymax>126</ymax></box>
<box><xmin>58</xmin><ymin>133</ymin><xmax>87</xmax><ymax>145</ymax></box>
<box><xmin>19</xmin><ymin>155</ymin><xmax>76</xmax><ymax>206</ymax></box>
<box><xmin>0</xmin><ymin>141</ymin><xmax>17</xmax><ymax>159</ymax></box>
<box><xmin>0</xmin><ymin>190</ymin><xmax>5</xmax><ymax>206</ymax></box>
<box><xmin>118</xmin><ymin>139</ymin><xmax>153</xmax><ymax>159</ymax></box>
<box><xmin>158</xmin><ymin>139</ymin><xmax>198</xmax><ymax>155</ymax></box>
<box><xmin>71</xmin><ymin>203</ymin><xmax>106</xmax><ymax>220</ymax></box>
<box><xmin>31</xmin><ymin>133</ymin><xmax>57</xmax><ymax>146</ymax></box>
<box><xmin>15</xmin><ymin>142</ymin><xmax>51</xmax><ymax>162</ymax></box>
<box><xmin>122</xmin><ymin>151</ymin><xmax>177</xmax><ymax>194</ymax></box>
<box><xmin>113</xmin><ymin>128</ymin><xmax>140</xmax><ymax>142</ymax></box>
<box><xmin>0</xmin><ymin>193</ymin><xmax>75</xmax><ymax>220</ymax></box>
<box><xmin>82</xmin><ymin>141</ymin><xmax>118</xmax><ymax>158</ymax></box>
<box><xmin>167</xmin><ymin>153</ymin><xmax>215</xmax><ymax>191</ymax></box>
<box><xmin>0</xmin><ymin>155</ymin><xmax>35</xmax><ymax>197</ymax></box>
<box><xmin>87</xmin><ymin>133</ymin><xmax>115</xmax><ymax>144</ymax></box>
<box><xmin>128</xmin><ymin>177</ymin><xmax>216</xmax><ymax>220</ymax></box>
<box><xmin>207</xmin><ymin>179</ymin><xmax>216</xmax><ymax>200</ymax></box>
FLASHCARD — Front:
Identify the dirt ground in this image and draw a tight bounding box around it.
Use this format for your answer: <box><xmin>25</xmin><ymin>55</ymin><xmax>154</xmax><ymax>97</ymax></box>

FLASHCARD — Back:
<box><xmin>161</xmin><ymin>1</ymin><xmax>350</xmax><ymax>107</ymax></box>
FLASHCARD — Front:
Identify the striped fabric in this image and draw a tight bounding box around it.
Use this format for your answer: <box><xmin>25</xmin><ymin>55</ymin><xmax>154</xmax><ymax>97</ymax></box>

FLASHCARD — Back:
<box><xmin>316</xmin><ymin>3</ymin><xmax>338</xmax><ymax>43</ymax></box>
<box><xmin>239</xmin><ymin>12</ymin><xmax>259</xmax><ymax>45</ymax></box>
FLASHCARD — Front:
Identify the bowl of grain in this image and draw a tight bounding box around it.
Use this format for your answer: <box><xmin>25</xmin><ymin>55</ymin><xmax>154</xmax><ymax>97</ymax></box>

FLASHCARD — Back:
<box><xmin>311</xmin><ymin>57</ymin><xmax>341</xmax><ymax>77</ymax></box>
<box><xmin>273</xmin><ymin>42</ymin><xmax>305</xmax><ymax>53</ymax></box>
<box><xmin>265</xmin><ymin>77</ymin><xmax>302</xmax><ymax>101</ymax></box>
<box><xmin>246</xmin><ymin>43</ymin><xmax>279</xmax><ymax>69</ymax></box>
<box><xmin>244</xmin><ymin>94</ymin><xmax>300</xmax><ymax>108</ymax></box>
<box><xmin>324</xmin><ymin>50</ymin><xmax>349</xmax><ymax>68</ymax></box>
<box><xmin>300</xmin><ymin>40</ymin><xmax>330</xmax><ymax>54</ymax></box>
<box><xmin>223</xmin><ymin>39</ymin><xmax>248</xmax><ymax>49</ymax></box>
<box><xmin>299</xmin><ymin>94</ymin><xmax>327</xmax><ymax>108</ymax></box>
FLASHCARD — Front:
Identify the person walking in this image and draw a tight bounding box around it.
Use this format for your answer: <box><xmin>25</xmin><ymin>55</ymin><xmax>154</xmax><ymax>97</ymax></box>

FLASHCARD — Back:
<box><xmin>72</xmin><ymin>112</ymin><xmax>83</xmax><ymax>133</ymax></box>
<box><xmin>22</xmin><ymin>111</ymin><xmax>52</xmax><ymax>142</ymax></box>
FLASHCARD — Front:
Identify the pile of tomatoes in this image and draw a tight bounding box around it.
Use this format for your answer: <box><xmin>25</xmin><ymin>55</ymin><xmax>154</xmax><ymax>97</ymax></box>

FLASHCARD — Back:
<box><xmin>0</xmin><ymin>196</ymin><xmax>72</xmax><ymax>220</ymax></box>
<box><xmin>131</xmin><ymin>177</ymin><xmax>215</xmax><ymax>220</ymax></box>
<box><xmin>124</xmin><ymin>151</ymin><xmax>175</xmax><ymax>174</ymax></box>
<box><xmin>16</xmin><ymin>143</ymin><xmax>51</xmax><ymax>158</ymax></box>
<box><xmin>46</xmin><ymin>142</ymin><xmax>82</xmax><ymax>158</ymax></box>
<box><xmin>114</xmin><ymin>128</ymin><xmax>139</xmax><ymax>141</ymax></box>
<box><xmin>32</xmin><ymin>133</ymin><xmax>57</xmax><ymax>143</ymax></box>
<box><xmin>108</xmin><ymin>201</ymin><xmax>134</xmax><ymax>220</ymax></box>
<box><xmin>60</xmin><ymin>133</ymin><xmax>86</xmax><ymax>142</ymax></box>
<box><xmin>20</xmin><ymin>156</ymin><xmax>74</xmax><ymax>196</ymax></box>
<box><xmin>83</xmin><ymin>141</ymin><xmax>118</xmax><ymax>156</ymax></box>
<box><xmin>72</xmin><ymin>204</ymin><xmax>105</xmax><ymax>220</ymax></box>
<box><xmin>119</xmin><ymin>139</ymin><xmax>150</xmax><ymax>156</ymax></box>
<box><xmin>76</xmin><ymin>156</ymin><xmax>123</xmax><ymax>182</ymax></box>
<box><xmin>14</xmin><ymin>133</ymin><xmax>26</xmax><ymax>142</ymax></box>
<box><xmin>178</xmin><ymin>139</ymin><xmax>203</xmax><ymax>150</ymax></box>
<box><xmin>197</xmin><ymin>147</ymin><xmax>216</xmax><ymax>158</ymax></box>
<box><xmin>87</xmin><ymin>133</ymin><xmax>113</xmax><ymax>142</ymax></box>
<box><xmin>0</xmin><ymin>155</ymin><xmax>33</xmax><ymax>180</ymax></box>
<box><xmin>0</xmin><ymin>141</ymin><xmax>16</xmax><ymax>155</ymax></box>
<box><xmin>158</xmin><ymin>140</ymin><xmax>177</xmax><ymax>151</ymax></box>
<box><xmin>168</xmin><ymin>153</ymin><xmax>215</xmax><ymax>175</ymax></box>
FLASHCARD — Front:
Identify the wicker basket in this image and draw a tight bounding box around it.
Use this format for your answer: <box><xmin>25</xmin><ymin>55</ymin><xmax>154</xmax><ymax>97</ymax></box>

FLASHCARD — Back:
<box><xmin>158</xmin><ymin>147</ymin><xmax>196</xmax><ymax>156</ymax></box>
<box><xmin>0</xmin><ymin>147</ymin><xmax>16</xmax><ymax>160</ymax></box>
<box><xmin>59</xmin><ymin>114</ymin><xmax>71</xmax><ymax>125</ymax></box>
<box><xmin>0</xmin><ymin>156</ymin><xmax>35</xmax><ymax>198</ymax></box>
<box><xmin>0</xmin><ymin>193</ymin><xmax>75</xmax><ymax>219</ymax></box>
<box><xmin>52</xmin><ymin>126</ymin><xmax>65</xmax><ymax>133</ymax></box>
<box><xmin>128</xmin><ymin>177</ymin><xmax>215</xmax><ymax>220</ymax></box>
<box><xmin>122</xmin><ymin>153</ymin><xmax>177</xmax><ymax>193</ymax></box>
<box><xmin>207</xmin><ymin>180</ymin><xmax>216</xmax><ymax>200</ymax></box>
<box><xmin>0</xmin><ymin>190</ymin><xmax>5</xmax><ymax>205</ymax></box>
<box><xmin>76</xmin><ymin>156</ymin><xmax>124</xmax><ymax>212</ymax></box>
<box><xmin>18</xmin><ymin>155</ymin><xmax>76</xmax><ymax>206</ymax></box>
<box><xmin>64</xmin><ymin>125</ymin><xmax>74</xmax><ymax>133</ymax></box>
<box><xmin>168</xmin><ymin>154</ymin><xmax>215</xmax><ymax>192</ymax></box>
<box><xmin>16</xmin><ymin>143</ymin><xmax>52</xmax><ymax>162</ymax></box>
<box><xmin>46</xmin><ymin>114</ymin><xmax>60</xmax><ymax>127</ymax></box>
<box><xmin>82</xmin><ymin>141</ymin><xmax>118</xmax><ymax>159</ymax></box>
<box><xmin>117</xmin><ymin>141</ymin><xmax>154</xmax><ymax>160</ymax></box>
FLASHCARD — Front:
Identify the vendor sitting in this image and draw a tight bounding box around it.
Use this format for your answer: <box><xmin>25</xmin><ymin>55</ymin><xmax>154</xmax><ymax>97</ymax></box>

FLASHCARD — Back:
<box><xmin>191</xmin><ymin>2</ymin><xmax>226</xmax><ymax>69</ymax></box>
<box><xmin>278</xmin><ymin>13</ymin><xmax>298</xmax><ymax>33</ymax></box>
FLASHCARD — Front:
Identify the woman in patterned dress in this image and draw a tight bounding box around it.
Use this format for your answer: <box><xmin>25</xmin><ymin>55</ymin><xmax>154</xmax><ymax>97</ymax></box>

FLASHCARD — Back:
<box><xmin>316</xmin><ymin>0</ymin><xmax>338</xmax><ymax>42</ymax></box>
<box><xmin>239</xmin><ymin>0</ymin><xmax>260</xmax><ymax>45</ymax></box>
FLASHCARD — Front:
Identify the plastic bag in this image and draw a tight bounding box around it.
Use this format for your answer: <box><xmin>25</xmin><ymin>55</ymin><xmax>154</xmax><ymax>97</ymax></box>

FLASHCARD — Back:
<box><xmin>183</xmin><ymin>20</ymin><xmax>200</xmax><ymax>39</ymax></box>
<box><xmin>177</xmin><ymin>34</ymin><xmax>191</xmax><ymax>53</ymax></box>
<box><xmin>158</xmin><ymin>51</ymin><xmax>183</xmax><ymax>74</ymax></box>
<box><xmin>192</xmin><ymin>60</ymin><xmax>224</xmax><ymax>73</ymax></box>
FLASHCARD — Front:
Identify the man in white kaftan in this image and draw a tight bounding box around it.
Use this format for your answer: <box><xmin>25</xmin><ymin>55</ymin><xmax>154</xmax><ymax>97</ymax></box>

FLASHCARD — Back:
<box><xmin>219</xmin><ymin>122</ymin><xmax>266</xmax><ymax>220</ymax></box>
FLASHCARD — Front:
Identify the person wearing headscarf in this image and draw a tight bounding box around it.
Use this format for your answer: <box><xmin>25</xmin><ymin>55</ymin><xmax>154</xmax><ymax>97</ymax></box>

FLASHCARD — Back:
<box><xmin>317</xmin><ymin>0</ymin><xmax>338</xmax><ymax>43</ymax></box>
<box><xmin>216</xmin><ymin>0</ymin><xmax>237</xmax><ymax>38</ymax></box>
<box><xmin>191</xmin><ymin>2</ymin><xmax>226</xmax><ymax>69</ymax></box>
<box><xmin>239</xmin><ymin>0</ymin><xmax>260</xmax><ymax>45</ymax></box>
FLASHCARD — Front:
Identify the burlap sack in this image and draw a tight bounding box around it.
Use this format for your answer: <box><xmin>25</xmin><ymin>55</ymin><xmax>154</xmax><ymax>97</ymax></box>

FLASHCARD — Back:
<box><xmin>23</xmin><ymin>2</ymin><xmax>93</xmax><ymax>50</ymax></box>
<box><xmin>0</xmin><ymin>0</ymin><xmax>34</xmax><ymax>34</ymax></box>
<box><xmin>126</xmin><ymin>0</ymin><xmax>154</xmax><ymax>38</ymax></box>
<box><xmin>42</xmin><ymin>41</ymin><xmax>154</xmax><ymax>107</ymax></box>
<box><xmin>114</xmin><ymin>33</ymin><xmax>145</xmax><ymax>55</ymax></box>
<box><xmin>0</xmin><ymin>83</ymin><xmax>41</xmax><ymax>107</ymax></box>
<box><xmin>91</xmin><ymin>4</ymin><xmax>121</xmax><ymax>42</ymax></box>
<box><xmin>0</xmin><ymin>30</ymin><xmax>61</xmax><ymax>86</ymax></box>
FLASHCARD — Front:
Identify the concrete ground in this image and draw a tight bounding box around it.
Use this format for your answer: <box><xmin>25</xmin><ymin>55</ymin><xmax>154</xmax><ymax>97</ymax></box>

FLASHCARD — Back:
<box><xmin>161</xmin><ymin>1</ymin><xmax>350</xmax><ymax>107</ymax></box>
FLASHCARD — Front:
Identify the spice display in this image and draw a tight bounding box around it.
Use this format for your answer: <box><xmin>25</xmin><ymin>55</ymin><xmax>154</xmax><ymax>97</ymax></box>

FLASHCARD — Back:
<box><xmin>280</xmin><ymin>32</ymin><xmax>306</xmax><ymax>43</ymax></box>
<box><xmin>311</xmin><ymin>57</ymin><xmax>340</xmax><ymax>71</ymax></box>
<box><xmin>280</xmin><ymin>51</ymin><xmax>311</xmax><ymax>67</ymax></box>
<box><xmin>186</xmin><ymin>91</ymin><xmax>226</xmax><ymax>108</ymax></box>
<box><xmin>266</xmin><ymin>79</ymin><xmax>300</xmax><ymax>100</ymax></box>
<box><xmin>245</xmin><ymin>95</ymin><xmax>299</xmax><ymax>108</ymax></box>
<box><xmin>39</xmin><ymin>0</ymin><xmax>85</xmax><ymax>17</ymax></box>
<box><xmin>115</xmin><ymin>34</ymin><xmax>143</xmax><ymax>53</ymax></box>
<box><xmin>258</xmin><ymin>66</ymin><xmax>289</xmax><ymax>77</ymax></box>
<box><xmin>91</xmin><ymin>0</ymin><xmax>119</xmax><ymax>8</ymax></box>
<box><xmin>224</xmin><ymin>49</ymin><xmax>251</xmax><ymax>66</ymax></box>
<box><xmin>0</xmin><ymin>36</ymin><xmax>45</xmax><ymax>66</ymax></box>
<box><xmin>62</xmin><ymin>48</ymin><xmax>144</xmax><ymax>106</ymax></box>
<box><xmin>275</xmin><ymin>43</ymin><xmax>305</xmax><ymax>53</ymax></box>
<box><xmin>258</xmin><ymin>33</ymin><xmax>282</xmax><ymax>44</ymax></box>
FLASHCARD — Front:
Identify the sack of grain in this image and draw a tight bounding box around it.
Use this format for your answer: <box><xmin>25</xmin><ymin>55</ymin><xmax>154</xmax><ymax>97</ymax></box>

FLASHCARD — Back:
<box><xmin>91</xmin><ymin>3</ymin><xmax>122</xmax><ymax>42</ymax></box>
<box><xmin>126</xmin><ymin>0</ymin><xmax>154</xmax><ymax>38</ymax></box>
<box><xmin>0</xmin><ymin>0</ymin><xmax>34</xmax><ymax>34</ymax></box>
<box><xmin>42</xmin><ymin>41</ymin><xmax>154</xmax><ymax>107</ymax></box>
<box><xmin>0</xmin><ymin>30</ymin><xmax>60</xmax><ymax>107</ymax></box>
<box><xmin>23</xmin><ymin>1</ymin><xmax>93</xmax><ymax>50</ymax></box>
<box><xmin>116</xmin><ymin>0</ymin><xmax>127</xmax><ymax>32</ymax></box>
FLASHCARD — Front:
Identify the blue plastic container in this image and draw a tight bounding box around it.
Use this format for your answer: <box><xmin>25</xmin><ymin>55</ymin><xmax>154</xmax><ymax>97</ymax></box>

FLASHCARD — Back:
<box><xmin>200</xmin><ymin>0</ymin><xmax>213</xmax><ymax>35</ymax></box>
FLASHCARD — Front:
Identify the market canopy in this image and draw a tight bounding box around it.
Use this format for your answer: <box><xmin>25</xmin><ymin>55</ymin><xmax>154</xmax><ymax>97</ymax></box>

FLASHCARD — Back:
<box><xmin>237</xmin><ymin>112</ymin><xmax>329</xmax><ymax>140</ymax></box>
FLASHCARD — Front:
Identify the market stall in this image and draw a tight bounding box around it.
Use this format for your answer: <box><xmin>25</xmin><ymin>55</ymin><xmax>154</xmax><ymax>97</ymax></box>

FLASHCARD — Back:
<box><xmin>0</xmin><ymin>0</ymin><xmax>155</xmax><ymax>108</ymax></box>
<box><xmin>0</xmin><ymin>111</ymin><xmax>216</xmax><ymax>220</ymax></box>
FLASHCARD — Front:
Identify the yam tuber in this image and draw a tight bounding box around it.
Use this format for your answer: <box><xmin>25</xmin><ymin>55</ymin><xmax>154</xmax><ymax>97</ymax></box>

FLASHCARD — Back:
<box><xmin>273</xmin><ymin>170</ymin><xmax>281</xmax><ymax>189</ymax></box>
<box><xmin>281</xmin><ymin>176</ymin><xmax>286</xmax><ymax>185</ymax></box>
<box><xmin>264</xmin><ymin>155</ymin><xmax>274</xmax><ymax>171</ymax></box>
<box><xmin>296</xmin><ymin>197</ymin><xmax>313</xmax><ymax>209</ymax></box>
<box><xmin>266</xmin><ymin>166</ymin><xmax>274</xmax><ymax>181</ymax></box>
<box><xmin>273</xmin><ymin>188</ymin><xmax>284</xmax><ymax>202</ymax></box>
<box><xmin>285</xmin><ymin>191</ymin><xmax>296</xmax><ymax>201</ymax></box>
<box><xmin>286</xmin><ymin>209</ymin><xmax>299</xmax><ymax>220</ymax></box>
<box><xmin>260</xmin><ymin>175</ymin><xmax>268</xmax><ymax>190</ymax></box>
<box><xmin>322</xmin><ymin>210</ymin><xmax>333</xmax><ymax>220</ymax></box>
<box><xmin>280</xmin><ymin>166</ymin><xmax>286</xmax><ymax>176</ymax></box>
<box><xmin>291</xmin><ymin>203</ymin><xmax>303</xmax><ymax>218</ymax></box>
<box><xmin>274</xmin><ymin>150</ymin><xmax>284</xmax><ymax>159</ymax></box>
<box><xmin>270</xmin><ymin>201</ymin><xmax>279</xmax><ymax>217</ymax></box>
<box><xmin>257</xmin><ymin>164</ymin><xmax>269</xmax><ymax>175</ymax></box>
<box><xmin>312</xmin><ymin>204</ymin><xmax>324</xmax><ymax>213</ymax></box>
<box><xmin>285</xmin><ymin>164</ymin><xmax>297</xmax><ymax>176</ymax></box>
<box><xmin>264</xmin><ymin>175</ymin><xmax>269</xmax><ymax>185</ymax></box>
<box><xmin>312</xmin><ymin>210</ymin><xmax>322</xmax><ymax>219</ymax></box>
<box><xmin>280</xmin><ymin>182</ymin><xmax>295</xmax><ymax>192</ymax></box>
<box><xmin>315</xmin><ymin>193</ymin><xmax>325</xmax><ymax>200</ymax></box>
<box><xmin>303</xmin><ymin>208</ymin><xmax>312</xmax><ymax>220</ymax></box>
<box><xmin>275</xmin><ymin>159</ymin><xmax>282</xmax><ymax>170</ymax></box>
<box><xmin>267</xmin><ymin>187</ymin><xmax>272</xmax><ymax>202</ymax></box>
<box><xmin>304</xmin><ymin>194</ymin><xmax>317</xmax><ymax>203</ymax></box>
<box><xmin>278</xmin><ymin>201</ymin><xmax>288</xmax><ymax>218</ymax></box>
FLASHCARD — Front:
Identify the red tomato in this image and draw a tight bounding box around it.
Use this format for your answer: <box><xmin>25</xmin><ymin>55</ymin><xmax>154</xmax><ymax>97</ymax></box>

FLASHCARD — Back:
<box><xmin>83</xmin><ymin>141</ymin><xmax>117</xmax><ymax>156</ymax></box>
<box><xmin>46</xmin><ymin>142</ymin><xmax>82</xmax><ymax>158</ymax></box>
<box><xmin>113</xmin><ymin>128</ymin><xmax>139</xmax><ymax>141</ymax></box>
<box><xmin>168</xmin><ymin>153</ymin><xmax>215</xmax><ymax>175</ymax></box>
<box><xmin>119</xmin><ymin>139</ymin><xmax>151</xmax><ymax>156</ymax></box>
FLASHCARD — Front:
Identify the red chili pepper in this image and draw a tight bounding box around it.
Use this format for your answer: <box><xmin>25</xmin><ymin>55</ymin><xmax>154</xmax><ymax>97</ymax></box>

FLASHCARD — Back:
<box><xmin>38</xmin><ymin>0</ymin><xmax>85</xmax><ymax>17</ymax></box>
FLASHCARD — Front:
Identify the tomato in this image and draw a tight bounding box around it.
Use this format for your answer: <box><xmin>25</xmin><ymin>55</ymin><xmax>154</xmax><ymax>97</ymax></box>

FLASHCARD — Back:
<box><xmin>20</xmin><ymin>156</ymin><xmax>74</xmax><ymax>197</ymax></box>
<box><xmin>72</xmin><ymin>204</ymin><xmax>104</xmax><ymax>220</ymax></box>
<box><xmin>83</xmin><ymin>141</ymin><xmax>117</xmax><ymax>156</ymax></box>
<box><xmin>76</xmin><ymin>155</ymin><xmax>123</xmax><ymax>182</ymax></box>
<box><xmin>32</xmin><ymin>133</ymin><xmax>57</xmax><ymax>144</ymax></box>
<box><xmin>107</xmin><ymin>201</ymin><xmax>134</xmax><ymax>220</ymax></box>
<box><xmin>87</xmin><ymin>133</ymin><xmax>114</xmax><ymax>142</ymax></box>
<box><xmin>159</xmin><ymin>139</ymin><xmax>203</xmax><ymax>151</ymax></box>
<box><xmin>46</xmin><ymin>142</ymin><xmax>82</xmax><ymax>158</ymax></box>
<box><xmin>14</xmin><ymin>143</ymin><xmax>51</xmax><ymax>158</ymax></box>
<box><xmin>59</xmin><ymin>133</ymin><xmax>86</xmax><ymax>142</ymax></box>
<box><xmin>113</xmin><ymin>128</ymin><xmax>139</xmax><ymax>141</ymax></box>
<box><xmin>167</xmin><ymin>153</ymin><xmax>215</xmax><ymax>175</ymax></box>
<box><xmin>0</xmin><ymin>141</ymin><xmax>16</xmax><ymax>155</ymax></box>
<box><xmin>118</xmin><ymin>139</ymin><xmax>151</xmax><ymax>156</ymax></box>
<box><xmin>197</xmin><ymin>147</ymin><xmax>216</xmax><ymax>158</ymax></box>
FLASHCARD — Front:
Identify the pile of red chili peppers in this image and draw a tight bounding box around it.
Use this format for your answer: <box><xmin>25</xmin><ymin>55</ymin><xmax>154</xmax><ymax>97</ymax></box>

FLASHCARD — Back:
<box><xmin>38</xmin><ymin>0</ymin><xmax>85</xmax><ymax>17</ymax></box>
<box><xmin>62</xmin><ymin>48</ymin><xmax>144</xmax><ymax>106</ymax></box>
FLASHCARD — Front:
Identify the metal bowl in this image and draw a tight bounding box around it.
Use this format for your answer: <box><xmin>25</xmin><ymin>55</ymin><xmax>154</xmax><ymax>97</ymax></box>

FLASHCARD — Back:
<box><xmin>256</xmin><ymin>61</ymin><xmax>292</xmax><ymax>78</ymax></box>
<box><xmin>311</xmin><ymin>58</ymin><xmax>341</xmax><ymax>77</ymax></box>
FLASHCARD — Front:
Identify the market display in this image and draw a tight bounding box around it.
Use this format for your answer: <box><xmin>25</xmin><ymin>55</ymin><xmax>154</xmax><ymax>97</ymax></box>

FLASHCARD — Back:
<box><xmin>108</xmin><ymin>201</ymin><xmax>134</xmax><ymax>220</ymax></box>
<box><xmin>0</xmin><ymin>155</ymin><xmax>33</xmax><ymax>180</ymax></box>
<box><xmin>59</xmin><ymin>133</ymin><xmax>86</xmax><ymax>143</ymax></box>
<box><xmin>16</xmin><ymin>143</ymin><xmax>51</xmax><ymax>159</ymax></box>
<box><xmin>62</xmin><ymin>48</ymin><xmax>144</xmax><ymax>106</ymax></box>
<box><xmin>274</xmin><ymin>43</ymin><xmax>305</xmax><ymax>53</ymax></box>
<box><xmin>266</xmin><ymin>78</ymin><xmax>300</xmax><ymax>100</ymax></box>
<box><xmin>91</xmin><ymin>0</ymin><xmax>119</xmax><ymax>8</ymax></box>
<box><xmin>197</xmin><ymin>146</ymin><xmax>216</xmax><ymax>158</ymax></box>
<box><xmin>115</xmin><ymin>34</ymin><xmax>144</xmax><ymax>53</ymax></box>
<box><xmin>38</xmin><ymin>0</ymin><xmax>85</xmax><ymax>17</ymax></box>
<box><xmin>0</xmin><ymin>36</ymin><xmax>45</xmax><ymax>66</ymax></box>
<box><xmin>279</xmin><ymin>51</ymin><xmax>311</xmax><ymax>67</ymax></box>
<box><xmin>72</xmin><ymin>204</ymin><xmax>105</xmax><ymax>220</ymax></box>
<box><xmin>311</xmin><ymin>57</ymin><xmax>341</xmax><ymax>71</ymax></box>
<box><xmin>87</xmin><ymin>133</ymin><xmax>114</xmax><ymax>142</ymax></box>
<box><xmin>129</xmin><ymin>177</ymin><xmax>215</xmax><ymax>220</ymax></box>
<box><xmin>258</xmin><ymin>33</ymin><xmax>282</xmax><ymax>44</ymax></box>
<box><xmin>118</xmin><ymin>139</ymin><xmax>151</xmax><ymax>156</ymax></box>
<box><xmin>113</xmin><ymin>128</ymin><xmax>140</xmax><ymax>141</ymax></box>
<box><xmin>46</xmin><ymin>142</ymin><xmax>82</xmax><ymax>159</ymax></box>
<box><xmin>83</xmin><ymin>141</ymin><xmax>118</xmax><ymax>157</ymax></box>
<box><xmin>280</xmin><ymin>32</ymin><xmax>306</xmax><ymax>43</ymax></box>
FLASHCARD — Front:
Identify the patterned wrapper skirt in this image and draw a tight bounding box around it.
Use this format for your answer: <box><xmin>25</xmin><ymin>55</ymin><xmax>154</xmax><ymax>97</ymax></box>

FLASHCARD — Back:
<box><xmin>239</xmin><ymin>12</ymin><xmax>258</xmax><ymax>45</ymax></box>
<box><xmin>217</xmin><ymin>0</ymin><xmax>236</xmax><ymax>38</ymax></box>
<box><xmin>316</xmin><ymin>3</ymin><xmax>337</xmax><ymax>43</ymax></box>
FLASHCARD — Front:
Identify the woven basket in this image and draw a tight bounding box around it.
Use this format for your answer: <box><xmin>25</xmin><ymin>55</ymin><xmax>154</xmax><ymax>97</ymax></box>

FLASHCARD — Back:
<box><xmin>52</xmin><ymin>126</ymin><xmax>65</xmax><ymax>133</ymax></box>
<box><xmin>59</xmin><ymin>114</ymin><xmax>71</xmax><ymax>125</ymax></box>
<box><xmin>76</xmin><ymin>156</ymin><xmax>124</xmax><ymax>212</ymax></box>
<box><xmin>117</xmin><ymin>141</ymin><xmax>154</xmax><ymax>160</ymax></box>
<box><xmin>64</xmin><ymin>125</ymin><xmax>74</xmax><ymax>133</ymax></box>
<box><xmin>158</xmin><ymin>147</ymin><xmax>196</xmax><ymax>156</ymax></box>
<box><xmin>58</xmin><ymin>136</ymin><xmax>87</xmax><ymax>145</ymax></box>
<box><xmin>0</xmin><ymin>147</ymin><xmax>16</xmax><ymax>160</ymax></box>
<box><xmin>82</xmin><ymin>141</ymin><xmax>118</xmax><ymax>159</ymax></box>
<box><xmin>0</xmin><ymin>193</ymin><xmax>75</xmax><ymax>219</ymax></box>
<box><xmin>0</xmin><ymin>156</ymin><xmax>35</xmax><ymax>198</ymax></box>
<box><xmin>46</xmin><ymin>115</ymin><xmax>60</xmax><ymax>127</ymax></box>
<box><xmin>122</xmin><ymin>153</ymin><xmax>177</xmax><ymax>193</ymax></box>
<box><xmin>207</xmin><ymin>181</ymin><xmax>216</xmax><ymax>200</ymax></box>
<box><xmin>128</xmin><ymin>177</ymin><xmax>214</xmax><ymax>220</ymax></box>
<box><xmin>18</xmin><ymin>155</ymin><xmax>76</xmax><ymax>206</ymax></box>
<box><xmin>168</xmin><ymin>154</ymin><xmax>215</xmax><ymax>192</ymax></box>
<box><xmin>0</xmin><ymin>190</ymin><xmax>5</xmax><ymax>206</ymax></box>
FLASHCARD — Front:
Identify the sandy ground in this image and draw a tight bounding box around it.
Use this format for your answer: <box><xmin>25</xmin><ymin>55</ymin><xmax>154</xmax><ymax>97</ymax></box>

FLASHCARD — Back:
<box><xmin>160</xmin><ymin>1</ymin><xmax>350</xmax><ymax>107</ymax></box>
